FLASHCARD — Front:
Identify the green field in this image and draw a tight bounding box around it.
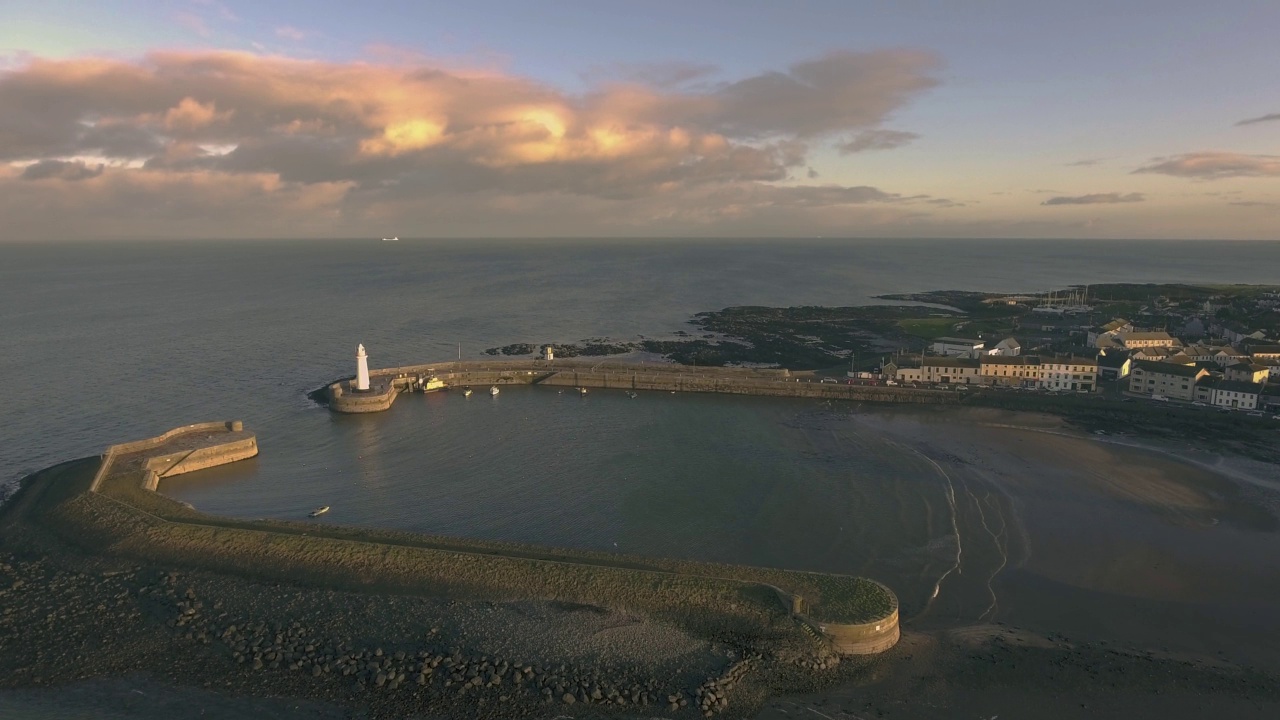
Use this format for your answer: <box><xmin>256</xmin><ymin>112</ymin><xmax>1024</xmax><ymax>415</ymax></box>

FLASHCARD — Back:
<box><xmin>897</xmin><ymin>317</ymin><xmax>963</xmax><ymax>339</ymax></box>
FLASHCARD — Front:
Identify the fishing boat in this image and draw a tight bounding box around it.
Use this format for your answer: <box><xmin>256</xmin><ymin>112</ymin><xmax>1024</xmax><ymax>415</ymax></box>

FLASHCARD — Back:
<box><xmin>490</xmin><ymin>385</ymin><xmax>500</xmax><ymax>396</ymax></box>
<box><xmin>463</xmin><ymin>387</ymin><xmax>473</xmax><ymax>397</ymax></box>
<box><xmin>577</xmin><ymin>387</ymin><xmax>588</xmax><ymax>396</ymax></box>
<box><xmin>381</xmin><ymin>236</ymin><xmax>399</xmax><ymax>242</ymax></box>
<box><xmin>626</xmin><ymin>391</ymin><xmax>638</xmax><ymax>399</ymax></box>
<box><xmin>308</xmin><ymin>506</ymin><xmax>330</xmax><ymax>518</ymax></box>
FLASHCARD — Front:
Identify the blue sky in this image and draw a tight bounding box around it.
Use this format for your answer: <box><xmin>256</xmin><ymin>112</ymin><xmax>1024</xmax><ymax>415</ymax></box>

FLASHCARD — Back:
<box><xmin>1</xmin><ymin>0</ymin><xmax>1277</xmax><ymax>239</ymax></box>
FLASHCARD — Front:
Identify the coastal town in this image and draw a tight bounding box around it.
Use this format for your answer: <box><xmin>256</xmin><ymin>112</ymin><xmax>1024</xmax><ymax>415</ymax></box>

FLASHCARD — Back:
<box><xmin>874</xmin><ymin>286</ymin><xmax>1280</xmax><ymax>415</ymax></box>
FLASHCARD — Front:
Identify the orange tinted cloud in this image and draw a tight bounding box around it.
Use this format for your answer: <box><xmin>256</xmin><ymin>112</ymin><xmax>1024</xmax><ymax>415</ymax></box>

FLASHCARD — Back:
<box><xmin>0</xmin><ymin>49</ymin><xmax>946</xmax><ymax>239</ymax></box>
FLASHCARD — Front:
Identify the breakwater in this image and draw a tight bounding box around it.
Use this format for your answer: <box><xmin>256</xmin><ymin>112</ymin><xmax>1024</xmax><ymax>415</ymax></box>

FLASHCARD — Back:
<box><xmin>89</xmin><ymin>421</ymin><xmax>258</xmax><ymax>493</ymax></box>
<box><xmin>47</xmin><ymin>423</ymin><xmax>902</xmax><ymax>659</ymax></box>
<box><xmin>325</xmin><ymin>359</ymin><xmax>955</xmax><ymax>413</ymax></box>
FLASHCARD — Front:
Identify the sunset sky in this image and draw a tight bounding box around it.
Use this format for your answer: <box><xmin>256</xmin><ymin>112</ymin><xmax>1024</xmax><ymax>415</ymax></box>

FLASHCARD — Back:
<box><xmin>2</xmin><ymin>0</ymin><xmax>1277</xmax><ymax>241</ymax></box>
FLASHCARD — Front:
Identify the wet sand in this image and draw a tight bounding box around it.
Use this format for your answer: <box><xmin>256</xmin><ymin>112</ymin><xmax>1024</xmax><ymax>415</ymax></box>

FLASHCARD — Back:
<box><xmin>753</xmin><ymin>406</ymin><xmax>1280</xmax><ymax>719</ymax></box>
<box><xmin>3</xmin><ymin>405</ymin><xmax>1279</xmax><ymax>718</ymax></box>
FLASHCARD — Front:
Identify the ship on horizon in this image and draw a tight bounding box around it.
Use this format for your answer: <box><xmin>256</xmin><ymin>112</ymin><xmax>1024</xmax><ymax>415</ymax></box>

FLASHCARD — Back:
<box><xmin>381</xmin><ymin>236</ymin><xmax>399</xmax><ymax>242</ymax></box>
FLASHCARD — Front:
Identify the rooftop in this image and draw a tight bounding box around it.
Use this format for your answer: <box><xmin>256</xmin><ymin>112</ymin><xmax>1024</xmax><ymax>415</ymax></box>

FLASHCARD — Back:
<box><xmin>1098</xmin><ymin>352</ymin><xmax>1131</xmax><ymax>369</ymax></box>
<box><xmin>1132</xmin><ymin>359</ymin><xmax>1204</xmax><ymax>378</ymax></box>
<box><xmin>922</xmin><ymin>357</ymin><xmax>981</xmax><ymax>368</ymax></box>
<box><xmin>1121</xmin><ymin>331</ymin><xmax>1176</xmax><ymax>342</ymax></box>
<box><xmin>1200</xmin><ymin>378</ymin><xmax>1264</xmax><ymax>394</ymax></box>
<box><xmin>933</xmin><ymin>337</ymin><xmax>984</xmax><ymax>346</ymax></box>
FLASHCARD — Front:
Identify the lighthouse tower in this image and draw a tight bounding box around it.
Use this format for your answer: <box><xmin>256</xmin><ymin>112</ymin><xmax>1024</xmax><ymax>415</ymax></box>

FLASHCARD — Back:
<box><xmin>356</xmin><ymin>344</ymin><xmax>371</xmax><ymax>391</ymax></box>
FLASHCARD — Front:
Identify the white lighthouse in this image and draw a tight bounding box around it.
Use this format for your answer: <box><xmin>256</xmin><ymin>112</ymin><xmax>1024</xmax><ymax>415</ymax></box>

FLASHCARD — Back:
<box><xmin>356</xmin><ymin>344</ymin><xmax>370</xmax><ymax>391</ymax></box>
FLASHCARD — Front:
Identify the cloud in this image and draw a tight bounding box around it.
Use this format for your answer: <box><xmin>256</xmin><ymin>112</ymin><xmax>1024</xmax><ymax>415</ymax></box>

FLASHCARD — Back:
<box><xmin>1236</xmin><ymin>113</ymin><xmax>1280</xmax><ymax>126</ymax></box>
<box><xmin>1132</xmin><ymin>152</ymin><xmax>1280</xmax><ymax>180</ymax></box>
<box><xmin>837</xmin><ymin>129</ymin><xmax>919</xmax><ymax>154</ymax></box>
<box><xmin>1041</xmin><ymin>192</ymin><xmax>1145</xmax><ymax>206</ymax></box>
<box><xmin>0</xmin><ymin>49</ymin><xmax>942</xmax><ymax>239</ymax></box>
<box><xmin>582</xmin><ymin>61</ymin><xmax>718</xmax><ymax>88</ymax></box>
<box><xmin>275</xmin><ymin>26</ymin><xmax>309</xmax><ymax>42</ymax></box>
<box><xmin>19</xmin><ymin>159</ymin><xmax>104</xmax><ymax>181</ymax></box>
<box><xmin>1229</xmin><ymin>200</ymin><xmax>1278</xmax><ymax>207</ymax></box>
<box><xmin>1065</xmin><ymin>158</ymin><xmax>1104</xmax><ymax>167</ymax></box>
<box><xmin>708</xmin><ymin>50</ymin><xmax>939</xmax><ymax>137</ymax></box>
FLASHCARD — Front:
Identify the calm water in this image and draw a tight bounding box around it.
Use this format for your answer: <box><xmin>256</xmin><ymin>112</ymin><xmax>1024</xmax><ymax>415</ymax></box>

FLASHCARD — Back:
<box><xmin>6</xmin><ymin>237</ymin><xmax>1280</xmax><ymax>493</ymax></box>
<box><xmin>4</xmin><ymin>238</ymin><xmax>1280</xmax><ymax>668</ymax></box>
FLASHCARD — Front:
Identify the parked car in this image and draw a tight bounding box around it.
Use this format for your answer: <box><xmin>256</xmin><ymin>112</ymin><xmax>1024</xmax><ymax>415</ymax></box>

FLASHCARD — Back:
<box><xmin>820</xmin><ymin>377</ymin><xmax>838</xmax><ymax>384</ymax></box>
<box><xmin>1192</xmin><ymin>401</ymin><xmax>1207</xmax><ymax>407</ymax></box>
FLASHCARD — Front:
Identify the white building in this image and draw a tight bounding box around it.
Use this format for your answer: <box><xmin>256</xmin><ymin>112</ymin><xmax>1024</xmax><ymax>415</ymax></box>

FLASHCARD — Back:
<box><xmin>543</xmin><ymin>345</ymin><xmax>555</xmax><ymax>361</ymax></box>
<box><xmin>931</xmin><ymin>337</ymin><xmax>986</xmax><ymax>358</ymax></box>
<box><xmin>1193</xmin><ymin>378</ymin><xmax>1263</xmax><ymax>410</ymax></box>
<box><xmin>1039</xmin><ymin>355</ymin><xmax>1098</xmax><ymax>392</ymax></box>
<box><xmin>986</xmin><ymin>337</ymin><xmax>1022</xmax><ymax>356</ymax></box>
<box><xmin>1097</xmin><ymin>350</ymin><xmax>1131</xmax><ymax>381</ymax></box>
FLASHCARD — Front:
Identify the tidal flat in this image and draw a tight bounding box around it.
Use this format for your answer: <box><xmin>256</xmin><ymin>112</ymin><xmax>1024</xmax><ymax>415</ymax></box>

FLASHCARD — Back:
<box><xmin>3</xmin><ymin>398</ymin><xmax>1278</xmax><ymax>718</ymax></box>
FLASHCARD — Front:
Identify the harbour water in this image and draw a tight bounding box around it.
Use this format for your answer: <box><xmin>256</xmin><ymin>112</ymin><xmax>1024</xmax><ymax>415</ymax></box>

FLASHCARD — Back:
<box><xmin>4</xmin><ymin>237</ymin><xmax>1280</xmax><ymax>670</ymax></box>
<box><xmin>6</xmin><ymin>237</ymin><xmax>1280</xmax><ymax>495</ymax></box>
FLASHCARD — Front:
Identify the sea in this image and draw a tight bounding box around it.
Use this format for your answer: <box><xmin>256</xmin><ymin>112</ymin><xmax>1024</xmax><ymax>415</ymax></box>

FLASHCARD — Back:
<box><xmin>4</xmin><ymin>238</ymin><xmax>1280</xmax><ymax>684</ymax></box>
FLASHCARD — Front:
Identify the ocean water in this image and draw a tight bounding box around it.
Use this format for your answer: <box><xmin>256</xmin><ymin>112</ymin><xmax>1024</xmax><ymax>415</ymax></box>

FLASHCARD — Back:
<box><xmin>5</xmin><ymin>237</ymin><xmax>1280</xmax><ymax>494</ymax></box>
<box><xmin>4</xmin><ymin>238</ymin><xmax>1280</xmax><ymax>669</ymax></box>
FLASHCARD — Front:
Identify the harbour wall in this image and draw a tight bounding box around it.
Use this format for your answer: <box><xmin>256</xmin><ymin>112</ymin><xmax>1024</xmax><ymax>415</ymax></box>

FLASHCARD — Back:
<box><xmin>90</xmin><ymin>421</ymin><xmax>258</xmax><ymax>494</ymax></box>
<box><xmin>814</xmin><ymin>607</ymin><xmax>902</xmax><ymax>655</ymax></box>
<box><xmin>328</xmin><ymin>379</ymin><xmax>399</xmax><ymax>414</ymax></box>
<box><xmin>52</xmin><ymin>419</ymin><xmax>901</xmax><ymax>656</ymax></box>
<box><xmin>326</xmin><ymin>359</ymin><xmax>956</xmax><ymax>413</ymax></box>
<box><xmin>140</xmin><ymin>437</ymin><xmax>261</xmax><ymax>491</ymax></box>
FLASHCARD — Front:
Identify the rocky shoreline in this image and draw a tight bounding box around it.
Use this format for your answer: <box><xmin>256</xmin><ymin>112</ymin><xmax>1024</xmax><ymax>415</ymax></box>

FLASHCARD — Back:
<box><xmin>4</xmin><ymin>452</ymin><xmax>1280</xmax><ymax>719</ymax></box>
<box><xmin>0</xmin><ymin>454</ymin><xmax>880</xmax><ymax>719</ymax></box>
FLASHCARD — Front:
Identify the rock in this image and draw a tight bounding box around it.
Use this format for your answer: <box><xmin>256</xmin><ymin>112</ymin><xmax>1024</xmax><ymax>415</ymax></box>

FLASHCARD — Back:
<box><xmin>562</xmin><ymin>693</ymin><xmax>576</xmax><ymax>705</ymax></box>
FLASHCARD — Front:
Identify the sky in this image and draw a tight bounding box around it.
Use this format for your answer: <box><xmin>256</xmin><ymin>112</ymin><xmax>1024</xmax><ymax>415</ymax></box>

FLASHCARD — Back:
<box><xmin>1</xmin><ymin>0</ymin><xmax>1277</xmax><ymax>241</ymax></box>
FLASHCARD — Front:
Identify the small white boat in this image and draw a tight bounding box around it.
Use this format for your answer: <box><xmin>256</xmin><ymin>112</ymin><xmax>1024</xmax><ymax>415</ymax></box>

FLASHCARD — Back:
<box><xmin>463</xmin><ymin>387</ymin><xmax>473</xmax><ymax>397</ymax></box>
<box><xmin>578</xmin><ymin>387</ymin><xmax>588</xmax><ymax>395</ymax></box>
<box><xmin>490</xmin><ymin>385</ymin><xmax>500</xmax><ymax>396</ymax></box>
<box><xmin>626</xmin><ymin>391</ymin><xmax>638</xmax><ymax>399</ymax></box>
<box><xmin>381</xmin><ymin>236</ymin><xmax>399</xmax><ymax>242</ymax></box>
<box><xmin>308</xmin><ymin>506</ymin><xmax>329</xmax><ymax>518</ymax></box>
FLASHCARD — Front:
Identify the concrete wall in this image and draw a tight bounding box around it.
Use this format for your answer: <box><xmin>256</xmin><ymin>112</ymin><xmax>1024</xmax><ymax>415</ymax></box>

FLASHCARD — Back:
<box><xmin>90</xmin><ymin>421</ymin><xmax>257</xmax><ymax>493</ymax></box>
<box><xmin>815</xmin><ymin>608</ymin><xmax>901</xmax><ymax>655</ymax></box>
<box><xmin>326</xmin><ymin>359</ymin><xmax>957</xmax><ymax>414</ymax></box>
<box><xmin>143</xmin><ymin>437</ymin><xmax>260</xmax><ymax>487</ymax></box>
<box><xmin>328</xmin><ymin>380</ymin><xmax>399</xmax><ymax>413</ymax></box>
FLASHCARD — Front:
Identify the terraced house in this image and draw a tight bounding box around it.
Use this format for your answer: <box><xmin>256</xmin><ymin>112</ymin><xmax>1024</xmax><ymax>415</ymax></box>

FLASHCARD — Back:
<box><xmin>920</xmin><ymin>356</ymin><xmax>981</xmax><ymax>385</ymax></box>
<box><xmin>1193</xmin><ymin>378</ymin><xmax>1264</xmax><ymax>410</ymax></box>
<box><xmin>1128</xmin><ymin>360</ymin><xmax>1207</xmax><ymax>401</ymax></box>
<box><xmin>979</xmin><ymin>356</ymin><xmax>1041</xmax><ymax>388</ymax></box>
<box><xmin>1118</xmin><ymin>331</ymin><xmax>1180</xmax><ymax>350</ymax></box>
<box><xmin>1039</xmin><ymin>355</ymin><xmax>1099</xmax><ymax>392</ymax></box>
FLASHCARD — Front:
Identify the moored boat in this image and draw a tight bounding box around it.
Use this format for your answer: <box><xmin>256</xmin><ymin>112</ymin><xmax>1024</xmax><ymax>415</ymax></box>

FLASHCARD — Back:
<box><xmin>490</xmin><ymin>385</ymin><xmax>500</xmax><ymax>396</ymax></box>
<box><xmin>308</xmin><ymin>506</ymin><xmax>330</xmax><ymax>518</ymax></box>
<box><xmin>463</xmin><ymin>387</ymin><xmax>473</xmax><ymax>397</ymax></box>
